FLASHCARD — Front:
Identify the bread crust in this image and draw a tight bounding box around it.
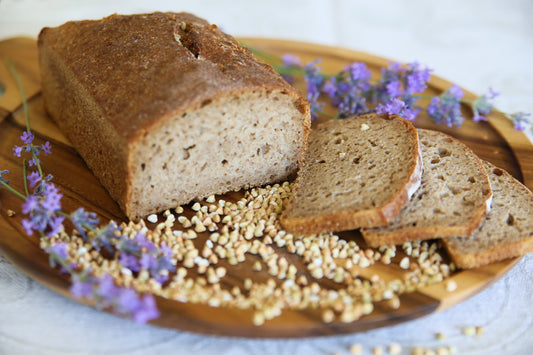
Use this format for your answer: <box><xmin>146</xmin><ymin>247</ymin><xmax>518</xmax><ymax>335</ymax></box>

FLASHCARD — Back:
<box><xmin>280</xmin><ymin>113</ymin><xmax>422</xmax><ymax>235</ymax></box>
<box><xmin>38</xmin><ymin>12</ymin><xmax>310</xmax><ymax>219</ymax></box>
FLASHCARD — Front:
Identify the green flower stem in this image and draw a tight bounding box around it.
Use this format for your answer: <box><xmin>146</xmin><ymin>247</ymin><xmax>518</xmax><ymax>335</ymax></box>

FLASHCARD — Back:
<box><xmin>316</xmin><ymin>110</ymin><xmax>338</xmax><ymax>119</ymax></box>
<box><xmin>22</xmin><ymin>160</ymin><xmax>29</xmax><ymax>196</ymax></box>
<box><xmin>31</xmin><ymin>147</ymin><xmax>44</xmax><ymax>178</ymax></box>
<box><xmin>0</xmin><ymin>179</ymin><xmax>26</xmax><ymax>200</ymax></box>
<box><xmin>245</xmin><ymin>45</ymin><xmax>282</xmax><ymax>65</ymax></box>
<box><xmin>5</xmin><ymin>60</ymin><xmax>31</xmax><ymax>132</ymax></box>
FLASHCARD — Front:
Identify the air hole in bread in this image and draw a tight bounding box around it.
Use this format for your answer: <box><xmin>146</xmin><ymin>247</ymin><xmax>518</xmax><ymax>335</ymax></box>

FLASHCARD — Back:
<box><xmin>140</xmin><ymin>163</ymin><xmax>146</xmax><ymax>171</ymax></box>
<box><xmin>506</xmin><ymin>214</ymin><xmax>515</xmax><ymax>226</ymax></box>
<box><xmin>431</xmin><ymin>157</ymin><xmax>440</xmax><ymax>164</ymax></box>
<box><xmin>468</xmin><ymin>176</ymin><xmax>476</xmax><ymax>183</ymax></box>
<box><xmin>369</xmin><ymin>140</ymin><xmax>377</xmax><ymax>147</ymax></box>
<box><xmin>437</xmin><ymin>174</ymin><xmax>445</xmax><ymax>181</ymax></box>
<box><xmin>438</xmin><ymin>148</ymin><xmax>451</xmax><ymax>157</ymax></box>
<box><xmin>200</xmin><ymin>99</ymin><xmax>212</xmax><ymax>108</ymax></box>
<box><xmin>317</xmin><ymin>160</ymin><xmax>326</xmax><ymax>164</ymax></box>
<box><xmin>334</xmin><ymin>137</ymin><xmax>343</xmax><ymax>144</ymax></box>
<box><xmin>433</xmin><ymin>208</ymin><xmax>444</xmax><ymax>214</ymax></box>
<box><xmin>353</xmin><ymin>157</ymin><xmax>361</xmax><ymax>164</ymax></box>
<box><xmin>221</xmin><ymin>159</ymin><xmax>228</xmax><ymax>165</ymax></box>
<box><xmin>162</xmin><ymin>163</ymin><xmax>167</xmax><ymax>170</ymax></box>
<box><xmin>183</xmin><ymin>144</ymin><xmax>196</xmax><ymax>160</ymax></box>
<box><xmin>448</xmin><ymin>186</ymin><xmax>462</xmax><ymax>195</ymax></box>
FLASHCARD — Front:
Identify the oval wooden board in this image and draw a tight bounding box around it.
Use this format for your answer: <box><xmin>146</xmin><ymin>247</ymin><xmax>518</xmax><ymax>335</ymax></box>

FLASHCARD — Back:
<box><xmin>0</xmin><ymin>37</ymin><xmax>530</xmax><ymax>338</ymax></box>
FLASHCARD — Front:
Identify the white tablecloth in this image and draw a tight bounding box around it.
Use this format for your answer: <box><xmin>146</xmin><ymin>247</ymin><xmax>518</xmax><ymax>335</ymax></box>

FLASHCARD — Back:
<box><xmin>1</xmin><ymin>1</ymin><xmax>532</xmax><ymax>354</ymax></box>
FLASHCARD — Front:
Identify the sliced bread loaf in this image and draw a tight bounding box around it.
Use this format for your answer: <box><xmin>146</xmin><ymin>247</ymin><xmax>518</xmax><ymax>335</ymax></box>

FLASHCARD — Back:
<box><xmin>442</xmin><ymin>161</ymin><xmax>533</xmax><ymax>269</ymax></box>
<box><xmin>280</xmin><ymin>113</ymin><xmax>423</xmax><ymax>235</ymax></box>
<box><xmin>362</xmin><ymin>129</ymin><xmax>493</xmax><ymax>247</ymax></box>
<box><xmin>38</xmin><ymin>12</ymin><xmax>310</xmax><ymax>220</ymax></box>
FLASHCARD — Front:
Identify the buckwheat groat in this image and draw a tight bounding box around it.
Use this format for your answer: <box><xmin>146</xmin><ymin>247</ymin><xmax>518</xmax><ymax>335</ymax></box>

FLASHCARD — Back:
<box><xmin>443</xmin><ymin>161</ymin><xmax>533</xmax><ymax>269</ymax></box>
<box><xmin>362</xmin><ymin>129</ymin><xmax>492</xmax><ymax>247</ymax></box>
<box><xmin>38</xmin><ymin>12</ymin><xmax>310</xmax><ymax>220</ymax></box>
<box><xmin>280</xmin><ymin>113</ymin><xmax>422</xmax><ymax>235</ymax></box>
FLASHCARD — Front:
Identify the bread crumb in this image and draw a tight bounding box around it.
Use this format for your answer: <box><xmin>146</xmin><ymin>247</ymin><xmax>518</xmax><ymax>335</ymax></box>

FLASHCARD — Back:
<box><xmin>147</xmin><ymin>214</ymin><xmax>158</xmax><ymax>223</ymax></box>
<box><xmin>462</xmin><ymin>326</ymin><xmax>476</xmax><ymax>336</ymax></box>
<box><xmin>388</xmin><ymin>342</ymin><xmax>402</xmax><ymax>354</ymax></box>
<box><xmin>361</xmin><ymin>123</ymin><xmax>370</xmax><ymax>131</ymax></box>
<box><xmin>436</xmin><ymin>332</ymin><xmax>447</xmax><ymax>341</ymax></box>
<box><xmin>6</xmin><ymin>209</ymin><xmax>15</xmax><ymax>217</ymax></box>
<box><xmin>445</xmin><ymin>280</ymin><xmax>457</xmax><ymax>292</ymax></box>
<box><xmin>373</xmin><ymin>346</ymin><xmax>383</xmax><ymax>355</ymax></box>
<box><xmin>349</xmin><ymin>343</ymin><xmax>362</xmax><ymax>354</ymax></box>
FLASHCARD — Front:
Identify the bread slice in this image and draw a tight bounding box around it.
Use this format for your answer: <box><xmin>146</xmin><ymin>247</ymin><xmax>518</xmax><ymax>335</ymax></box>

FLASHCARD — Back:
<box><xmin>442</xmin><ymin>161</ymin><xmax>533</xmax><ymax>269</ymax></box>
<box><xmin>362</xmin><ymin>129</ymin><xmax>493</xmax><ymax>247</ymax></box>
<box><xmin>280</xmin><ymin>113</ymin><xmax>423</xmax><ymax>235</ymax></box>
<box><xmin>38</xmin><ymin>12</ymin><xmax>310</xmax><ymax>220</ymax></box>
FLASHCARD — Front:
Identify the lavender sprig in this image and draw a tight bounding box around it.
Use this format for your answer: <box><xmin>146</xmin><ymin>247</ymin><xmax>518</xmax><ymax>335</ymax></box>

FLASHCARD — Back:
<box><xmin>0</xmin><ymin>62</ymin><xmax>161</xmax><ymax>324</ymax></box>
<box><xmin>265</xmin><ymin>51</ymin><xmax>531</xmax><ymax>130</ymax></box>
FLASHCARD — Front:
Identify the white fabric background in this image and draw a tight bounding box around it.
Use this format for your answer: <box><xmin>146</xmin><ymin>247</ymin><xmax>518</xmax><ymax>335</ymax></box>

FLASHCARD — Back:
<box><xmin>1</xmin><ymin>1</ymin><xmax>532</xmax><ymax>354</ymax></box>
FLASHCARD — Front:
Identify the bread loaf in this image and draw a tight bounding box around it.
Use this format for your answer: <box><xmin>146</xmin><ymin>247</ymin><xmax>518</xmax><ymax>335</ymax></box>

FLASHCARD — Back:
<box><xmin>280</xmin><ymin>113</ymin><xmax>423</xmax><ymax>235</ymax></box>
<box><xmin>362</xmin><ymin>129</ymin><xmax>493</xmax><ymax>247</ymax></box>
<box><xmin>38</xmin><ymin>12</ymin><xmax>310</xmax><ymax>220</ymax></box>
<box><xmin>442</xmin><ymin>161</ymin><xmax>533</xmax><ymax>269</ymax></box>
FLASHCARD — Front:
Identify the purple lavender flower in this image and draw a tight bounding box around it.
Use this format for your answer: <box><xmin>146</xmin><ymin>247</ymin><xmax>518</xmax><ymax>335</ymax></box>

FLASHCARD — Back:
<box><xmin>69</xmin><ymin>272</ymin><xmax>159</xmax><ymax>324</ymax></box>
<box><xmin>510</xmin><ymin>112</ymin><xmax>531</xmax><ymax>131</ymax></box>
<box><xmin>13</xmin><ymin>132</ymin><xmax>35</xmax><ymax>158</ymax></box>
<box><xmin>90</xmin><ymin>221</ymin><xmax>120</xmax><ymax>252</ymax></box>
<box><xmin>46</xmin><ymin>241</ymin><xmax>69</xmax><ymax>268</ymax></box>
<box><xmin>28</xmin><ymin>157</ymin><xmax>40</xmax><ymax>167</ymax></box>
<box><xmin>119</xmin><ymin>253</ymin><xmax>141</xmax><ymax>272</ymax></box>
<box><xmin>118</xmin><ymin>233</ymin><xmax>174</xmax><ymax>283</ymax></box>
<box><xmin>376</xmin><ymin>98</ymin><xmax>419</xmax><ymax>121</ymax></box>
<box><xmin>27</xmin><ymin>171</ymin><xmax>41</xmax><ymax>188</ymax></box>
<box><xmin>282</xmin><ymin>54</ymin><xmax>302</xmax><ymax>68</ymax></box>
<box><xmin>132</xmin><ymin>295</ymin><xmax>160</xmax><ymax>324</ymax></box>
<box><xmin>405</xmin><ymin>61</ymin><xmax>432</xmax><ymax>95</ymax></box>
<box><xmin>41</xmin><ymin>183</ymin><xmax>62</xmax><ymax>211</ymax></box>
<box><xmin>47</xmin><ymin>242</ymin><xmax>68</xmax><ymax>259</ymax></box>
<box><xmin>346</xmin><ymin>62</ymin><xmax>371</xmax><ymax>85</ymax></box>
<box><xmin>71</xmin><ymin>207</ymin><xmax>100</xmax><ymax>239</ymax></box>
<box><xmin>386</xmin><ymin>81</ymin><xmax>402</xmax><ymax>98</ymax></box>
<box><xmin>98</xmin><ymin>274</ymin><xmax>121</xmax><ymax>305</ymax></box>
<box><xmin>323</xmin><ymin>77</ymin><xmax>337</xmax><ymax>97</ymax></box>
<box><xmin>41</xmin><ymin>141</ymin><xmax>52</xmax><ymax>155</ymax></box>
<box><xmin>472</xmin><ymin>88</ymin><xmax>499</xmax><ymax>122</ymax></box>
<box><xmin>427</xmin><ymin>84</ymin><xmax>465</xmax><ymax>127</ymax></box>
<box><xmin>0</xmin><ymin>170</ymin><xmax>9</xmax><ymax>185</ymax></box>
<box><xmin>12</xmin><ymin>146</ymin><xmax>24</xmax><ymax>158</ymax></box>
<box><xmin>70</xmin><ymin>274</ymin><xmax>95</xmax><ymax>299</ymax></box>
<box><xmin>21</xmin><ymin>183</ymin><xmax>65</xmax><ymax>237</ymax></box>
<box><xmin>304</xmin><ymin>59</ymin><xmax>325</xmax><ymax>120</ymax></box>
<box><xmin>21</xmin><ymin>131</ymin><xmax>34</xmax><ymax>144</ymax></box>
<box><xmin>325</xmin><ymin>62</ymin><xmax>372</xmax><ymax>118</ymax></box>
<box><xmin>116</xmin><ymin>288</ymin><xmax>159</xmax><ymax>323</ymax></box>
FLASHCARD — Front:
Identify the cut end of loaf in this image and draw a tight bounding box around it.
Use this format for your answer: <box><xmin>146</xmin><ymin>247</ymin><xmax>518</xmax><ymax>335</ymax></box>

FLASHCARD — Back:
<box><xmin>126</xmin><ymin>90</ymin><xmax>309</xmax><ymax>220</ymax></box>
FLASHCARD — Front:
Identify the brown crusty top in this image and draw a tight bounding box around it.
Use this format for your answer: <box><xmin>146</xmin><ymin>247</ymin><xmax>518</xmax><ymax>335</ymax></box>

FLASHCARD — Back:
<box><xmin>38</xmin><ymin>12</ymin><xmax>301</xmax><ymax>141</ymax></box>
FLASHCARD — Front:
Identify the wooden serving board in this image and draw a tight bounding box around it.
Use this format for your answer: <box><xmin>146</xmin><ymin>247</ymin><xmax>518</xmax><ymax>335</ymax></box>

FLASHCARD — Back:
<box><xmin>0</xmin><ymin>37</ymin><xmax>531</xmax><ymax>338</ymax></box>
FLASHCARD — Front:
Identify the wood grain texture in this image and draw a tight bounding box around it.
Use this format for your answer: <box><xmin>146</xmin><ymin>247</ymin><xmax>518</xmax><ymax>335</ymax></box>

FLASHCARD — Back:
<box><xmin>0</xmin><ymin>37</ymin><xmax>530</xmax><ymax>338</ymax></box>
